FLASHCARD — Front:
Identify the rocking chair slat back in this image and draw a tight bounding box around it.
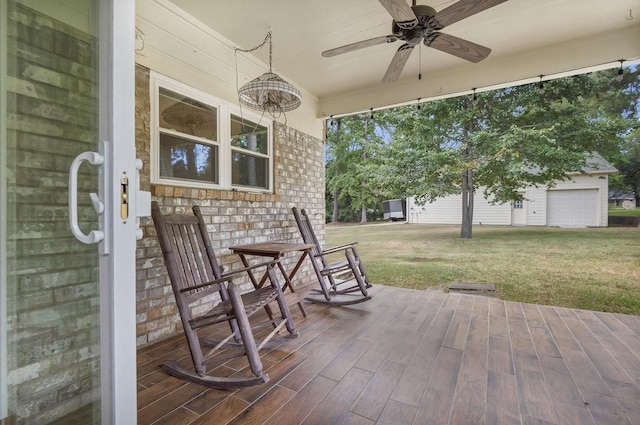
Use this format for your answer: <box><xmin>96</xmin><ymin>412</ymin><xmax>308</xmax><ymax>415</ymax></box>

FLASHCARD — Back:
<box><xmin>291</xmin><ymin>207</ymin><xmax>327</xmax><ymax>267</ymax></box>
<box><xmin>154</xmin><ymin>209</ymin><xmax>224</xmax><ymax>304</ymax></box>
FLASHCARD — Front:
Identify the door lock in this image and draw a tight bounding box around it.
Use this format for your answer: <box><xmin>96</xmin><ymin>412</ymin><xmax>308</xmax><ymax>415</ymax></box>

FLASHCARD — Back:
<box><xmin>120</xmin><ymin>176</ymin><xmax>129</xmax><ymax>219</ymax></box>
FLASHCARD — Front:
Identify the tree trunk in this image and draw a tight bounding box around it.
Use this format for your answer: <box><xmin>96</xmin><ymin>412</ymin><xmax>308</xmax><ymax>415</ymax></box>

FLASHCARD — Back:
<box><xmin>460</xmin><ymin>115</ymin><xmax>475</xmax><ymax>239</ymax></box>
<box><xmin>360</xmin><ymin>117</ymin><xmax>369</xmax><ymax>224</ymax></box>
<box><xmin>331</xmin><ymin>118</ymin><xmax>342</xmax><ymax>223</ymax></box>
<box><xmin>461</xmin><ymin>167</ymin><xmax>474</xmax><ymax>238</ymax></box>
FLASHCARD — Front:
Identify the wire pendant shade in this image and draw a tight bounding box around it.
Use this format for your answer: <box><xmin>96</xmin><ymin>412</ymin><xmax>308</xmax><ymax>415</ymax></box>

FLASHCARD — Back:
<box><xmin>236</xmin><ymin>31</ymin><xmax>302</xmax><ymax>117</ymax></box>
<box><xmin>238</xmin><ymin>72</ymin><xmax>302</xmax><ymax>113</ymax></box>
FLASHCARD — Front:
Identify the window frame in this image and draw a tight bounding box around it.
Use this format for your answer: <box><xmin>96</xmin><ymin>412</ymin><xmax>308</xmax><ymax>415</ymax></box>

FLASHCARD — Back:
<box><xmin>150</xmin><ymin>72</ymin><xmax>273</xmax><ymax>193</ymax></box>
<box><xmin>229</xmin><ymin>113</ymin><xmax>271</xmax><ymax>190</ymax></box>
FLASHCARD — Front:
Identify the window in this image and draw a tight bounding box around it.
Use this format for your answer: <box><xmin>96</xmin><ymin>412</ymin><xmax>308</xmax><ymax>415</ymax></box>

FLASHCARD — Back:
<box><xmin>158</xmin><ymin>88</ymin><xmax>219</xmax><ymax>184</ymax></box>
<box><xmin>513</xmin><ymin>200</ymin><xmax>523</xmax><ymax>209</ymax></box>
<box><xmin>230</xmin><ymin>114</ymin><xmax>269</xmax><ymax>189</ymax></box>
<box><xmin>151</xmin><ymin>73</ymin><xmax>273</xmax><ymax>192</ymax></box>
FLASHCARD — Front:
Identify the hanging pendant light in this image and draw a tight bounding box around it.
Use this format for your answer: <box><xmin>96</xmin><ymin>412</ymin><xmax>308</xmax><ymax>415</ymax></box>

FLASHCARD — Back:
<box><xmin>236</xmin><ymin>32</ymin><xmax>302</xmax><ymax>117</ymax></box>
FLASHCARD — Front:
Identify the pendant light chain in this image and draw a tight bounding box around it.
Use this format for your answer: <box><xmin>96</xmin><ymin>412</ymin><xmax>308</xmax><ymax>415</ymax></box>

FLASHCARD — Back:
<box><xmin>235</xmin><ymin>31</ymin><xmax>273</xmax><ymax>71</ymax></box>
<box><xmin>269</xmin><ymin>32</ymin><xmax>273</xmax><ymax>72</ymax></box>
<box><xmin>234</xmin><ymin>31</ymin><xmax>302</xmax><ymax>119</ymax></box>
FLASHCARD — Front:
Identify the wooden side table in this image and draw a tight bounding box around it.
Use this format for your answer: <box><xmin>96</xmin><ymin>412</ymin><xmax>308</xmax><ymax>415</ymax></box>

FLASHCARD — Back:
<box><xmin>230</xmin><ymin>242</ymin><xmax>316</xmax><ymax>317</ymax></box>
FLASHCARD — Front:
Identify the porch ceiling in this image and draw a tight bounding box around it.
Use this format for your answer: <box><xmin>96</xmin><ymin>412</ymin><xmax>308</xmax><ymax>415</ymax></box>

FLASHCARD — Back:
<box><xmin>168</xmin><ymin>0</ymin><xmax>640</xmax><ymax>117</ymax></box>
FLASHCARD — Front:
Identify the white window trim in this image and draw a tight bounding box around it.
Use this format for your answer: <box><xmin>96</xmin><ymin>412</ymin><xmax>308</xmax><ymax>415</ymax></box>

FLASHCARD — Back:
<box><xmin>150</xmin><ymin>71</ymin><xmax>273</xmax><ymax>193</ymax></box>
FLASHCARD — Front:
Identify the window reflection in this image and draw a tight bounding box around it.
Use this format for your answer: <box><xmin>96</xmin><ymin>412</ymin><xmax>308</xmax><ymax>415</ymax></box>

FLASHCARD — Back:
<box><xmin>230</xmin><ymin>114</ymin><xmax>267</xmax><ymax>154</ymax></box>
<box><xmin>160</xmin><ymin>88</ymin><xmax>217</xmax><ymax>141</ymax></box>
<box><xmin>232</xmin><ymin>152</ymin><xmax>268</xmax><ymax>189</ymax></box>
<box><xmin>230</xmin><ymin>114</ymin><xmax>269</xmax><ymax>189</ymax></box>
<box><xmin>160</xmin><ymin>133</ymin><xmax>218</xmax><ymax>183</ymax></box>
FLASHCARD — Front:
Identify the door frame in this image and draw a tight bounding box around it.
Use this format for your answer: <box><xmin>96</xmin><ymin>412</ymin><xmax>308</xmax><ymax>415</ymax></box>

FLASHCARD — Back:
<box><xmin>99</xmin><ymin>0</ymin><xmax>138</xmax><ymax>422</ymax></box>
<box><xmin>0</xmin><ymin>0</ymin><xmax>8</xmax><ymax>418</ymax></box>
<box><xmin>1</xmin><ymin>1</ymin><xmax>138</xmax><ymax>421</ymax></box>
<box><xmin>511</xmin><ymin>191</ymin><xmax>527</xmax><ymax>226</ymax></box>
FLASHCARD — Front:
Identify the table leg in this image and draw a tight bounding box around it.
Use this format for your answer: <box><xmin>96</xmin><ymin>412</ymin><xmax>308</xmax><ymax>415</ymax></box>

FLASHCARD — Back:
<box><xmin>239</xmin><ymin>254</ymin><xmax>275</xmax><ymax>325</ymax></box>
<box><xmin>287</xmin><ymin>250</ymin><xmax>310</xmax><ymax>289</ymax></box>
<box><xmin>277</xmin><ymin>252</ymin><xmax>309</xmax><ymax>318</ymax></box>
<box><xmin>238</xmin><ymin>254</ymin><xmax>259</xmax><ymax>289</ymax></box>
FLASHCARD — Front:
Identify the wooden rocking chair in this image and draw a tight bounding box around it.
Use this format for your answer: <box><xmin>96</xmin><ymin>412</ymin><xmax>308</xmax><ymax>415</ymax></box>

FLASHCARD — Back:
<box><xmin>151</xmin><ymin>202</ymin><xmax>297</xmax><ymax>389</ymax></box>
<box><xmin>292</xmin><ymin>207</ymin><xmax>372</xmax><ymax>305</ymax></box>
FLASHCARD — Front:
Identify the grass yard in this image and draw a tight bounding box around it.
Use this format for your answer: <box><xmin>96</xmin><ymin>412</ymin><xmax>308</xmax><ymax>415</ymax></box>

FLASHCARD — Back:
<box><xmin>609</xmin><ymin>206</ymin><xmax>640</xmax><ymax>216</ymax></box>
<box><xmin>325</xmin><ymin>223</ymin><xmax>640</xmax><ymax>315</ymax></box>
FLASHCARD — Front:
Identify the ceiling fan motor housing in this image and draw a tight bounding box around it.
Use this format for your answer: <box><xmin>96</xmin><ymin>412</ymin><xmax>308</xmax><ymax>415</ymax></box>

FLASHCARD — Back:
<box><xmin>391</xmin><ymin>5</ymin><xmax>439</xmax><ymax>35</ymax></box>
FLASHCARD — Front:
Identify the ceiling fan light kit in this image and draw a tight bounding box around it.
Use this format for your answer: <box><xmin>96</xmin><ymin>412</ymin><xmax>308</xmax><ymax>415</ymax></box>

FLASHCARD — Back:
<box><xmin>322</xmin><ymin>0</ymin><xmax>509</xmax><ymax>83</ymax></box>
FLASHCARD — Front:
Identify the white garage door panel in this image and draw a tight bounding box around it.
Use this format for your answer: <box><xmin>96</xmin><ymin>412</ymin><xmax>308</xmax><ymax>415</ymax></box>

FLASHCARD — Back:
<box><xmin>547</xmin><ymin>190</ymin><xmax>598</xmax><ymax>226</ymax></box>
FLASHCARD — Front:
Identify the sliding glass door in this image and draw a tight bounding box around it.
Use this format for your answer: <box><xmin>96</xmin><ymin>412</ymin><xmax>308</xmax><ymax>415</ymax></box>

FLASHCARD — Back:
<box><xmin>1</xmin><ymin>0</ymin><xmax>137</xmax><ymax>423</ymax></box>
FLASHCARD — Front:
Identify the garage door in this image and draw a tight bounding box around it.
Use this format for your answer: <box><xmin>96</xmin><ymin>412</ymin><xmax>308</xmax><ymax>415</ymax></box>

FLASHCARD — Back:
<box><xmin>547</xmin><ymin>189</ymin><xmax>598</xmax><ymax>226</ymax></box>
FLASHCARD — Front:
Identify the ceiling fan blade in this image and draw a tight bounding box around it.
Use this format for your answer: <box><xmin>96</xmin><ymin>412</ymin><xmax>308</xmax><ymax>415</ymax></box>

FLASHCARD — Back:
<box><xmin>426</xmin><ymin>32</ymin><xmax>491</xmax><ymax>63</ymax></box>
<box><xmin>378</xmin><ymin>0</ymin><xmax>418</xmax><ymax>29</ymax></box>
<box><xmin>433</xmin><ymin>0</ymin><xmax>508</xmax><ymax>28</ymax></box>
<box><xmin>322</xmin><ymin>35</ymin><xmax>398</xmax><ymax>57</ymax></box>
<box><xmin>382</xmin><ymin>43</ymin><xmax>414</xmax><ymax>83</ymax></box>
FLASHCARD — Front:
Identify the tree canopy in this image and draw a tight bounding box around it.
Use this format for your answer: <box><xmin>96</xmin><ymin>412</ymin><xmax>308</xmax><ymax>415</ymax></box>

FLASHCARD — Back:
<box><xmin>325</xmin><ymin>66</ymin><xmax>639</xmax><ymax>237</ymax></box>
<box><xmin>325</xmin><ymin>114</ymin><xmax>386</xmax><ymax>223</ymax></box>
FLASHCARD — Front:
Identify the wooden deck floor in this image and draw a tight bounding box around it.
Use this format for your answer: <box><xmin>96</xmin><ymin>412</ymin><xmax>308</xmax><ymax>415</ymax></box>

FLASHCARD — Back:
<box><xmin>137</xmin><ymin>286</ymin><xmax>640</xmax><ymax>425</ymax></box>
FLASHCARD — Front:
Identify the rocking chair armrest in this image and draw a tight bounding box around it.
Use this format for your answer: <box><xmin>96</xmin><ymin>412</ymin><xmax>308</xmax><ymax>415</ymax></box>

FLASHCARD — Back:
<box><xmin>322</xmin><ymin>242</ymin><xmax>358</xmax><ymax>255</ymax></box>
<box><xmin>179</xmin><ymin>259</ymin><xmax>281</xmax><ymax>293</ymax></box>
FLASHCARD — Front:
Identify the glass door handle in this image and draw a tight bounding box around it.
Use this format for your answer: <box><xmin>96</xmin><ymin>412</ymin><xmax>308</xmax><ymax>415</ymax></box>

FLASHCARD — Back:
<box><xmin>69</xmin><ymin>151</ymin><xmax>105</xmax><ymax>244</ymax></box>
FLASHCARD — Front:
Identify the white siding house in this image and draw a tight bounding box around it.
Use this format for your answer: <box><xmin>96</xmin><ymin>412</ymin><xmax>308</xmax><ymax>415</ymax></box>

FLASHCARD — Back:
<box><xmin>407</xmin><ymin>154</ymin><xmax>617</xmax><ymax>227</ymax></box>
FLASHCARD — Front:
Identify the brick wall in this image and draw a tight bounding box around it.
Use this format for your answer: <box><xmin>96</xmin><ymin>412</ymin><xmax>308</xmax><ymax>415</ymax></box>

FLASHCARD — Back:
<box><xmin>134</xmin><ymin>65</ymin><xmax>326</xmax><ymax>346</ymax></box>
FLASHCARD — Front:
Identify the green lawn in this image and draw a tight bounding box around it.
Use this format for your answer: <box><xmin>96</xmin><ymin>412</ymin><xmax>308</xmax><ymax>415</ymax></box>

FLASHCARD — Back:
<box><xmin>325</xmin><ymin>223</ymin><xmax>640</xmax><ymax>315</ymax></box>
<box><xmin>609</xmin><ymin>206</ymin><xmax>640</xmax><ymax>216</ymax></box>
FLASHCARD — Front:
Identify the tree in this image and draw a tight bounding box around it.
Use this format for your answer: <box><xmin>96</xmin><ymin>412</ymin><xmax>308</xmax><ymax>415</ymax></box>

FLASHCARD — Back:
<box><xmin>325</xmin><ymin>118</ymin><xmax>344</xmax><ymax>223</ymax></box>
<box><xmin>618</xmin><ymin>128</ymin><xmax>640</xmax><ymax>204</ymax></box>
<box><xmin>373</xmin><ymin>67</ymin><xmax>639</xmax><ymax>238</ymax></box>
<box><xmin>325</xmin><ymin>113</ymin><xmax>384</xmax><ymax>223</ymax></box>
<box><xmin>604</xmin><ymin>66</ymin><xmax>640</xmax><ymax>201</ymax></box>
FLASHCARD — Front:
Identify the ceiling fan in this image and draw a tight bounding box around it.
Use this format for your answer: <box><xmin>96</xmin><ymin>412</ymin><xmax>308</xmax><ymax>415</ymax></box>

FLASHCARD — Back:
<box><xmin>322</xmin><ymin>0</ymin><xmax>508</xmax><ymax>83</ymax></box>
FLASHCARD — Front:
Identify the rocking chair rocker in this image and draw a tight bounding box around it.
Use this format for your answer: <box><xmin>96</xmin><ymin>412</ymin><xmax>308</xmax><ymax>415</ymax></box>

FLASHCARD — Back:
<box><xmin>151</xmin><ymin>202</ymin><xmax>297</xmax><ymax>389</ymax></box>
<box><xmin>292</xmin><ymin>207</ymin><xmax>372</xmax><ymax>305</ymax></box>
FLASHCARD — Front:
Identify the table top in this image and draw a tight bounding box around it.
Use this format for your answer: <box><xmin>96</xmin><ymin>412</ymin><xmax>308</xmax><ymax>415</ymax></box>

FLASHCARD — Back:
<box><xmin>230</xmin><ymin>242</ymin><xmax>316</xmax><ymax>257</ymax></box>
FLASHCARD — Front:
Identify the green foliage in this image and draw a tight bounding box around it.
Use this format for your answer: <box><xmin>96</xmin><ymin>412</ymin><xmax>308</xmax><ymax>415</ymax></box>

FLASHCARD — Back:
<box><xmin>616</xmin><ymin>127</ymin><xmax>640</xmax><ymax>202</ymax></box>
<box><xmin>325</xmin><ymin>67</ymin><xmax>640</xmax><ymax>228</ymax></box>
<box><xmin>325</xmin><ymin>114</ymin><xmax>386</xmax><ymax>222</ymax></box>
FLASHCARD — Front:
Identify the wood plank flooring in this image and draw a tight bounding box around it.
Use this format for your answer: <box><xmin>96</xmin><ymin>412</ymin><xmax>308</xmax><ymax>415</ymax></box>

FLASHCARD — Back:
<box><xmin>137</xmin><ymin>286</ymin><xmax>640</xmax><ymax>425</ymax></box>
